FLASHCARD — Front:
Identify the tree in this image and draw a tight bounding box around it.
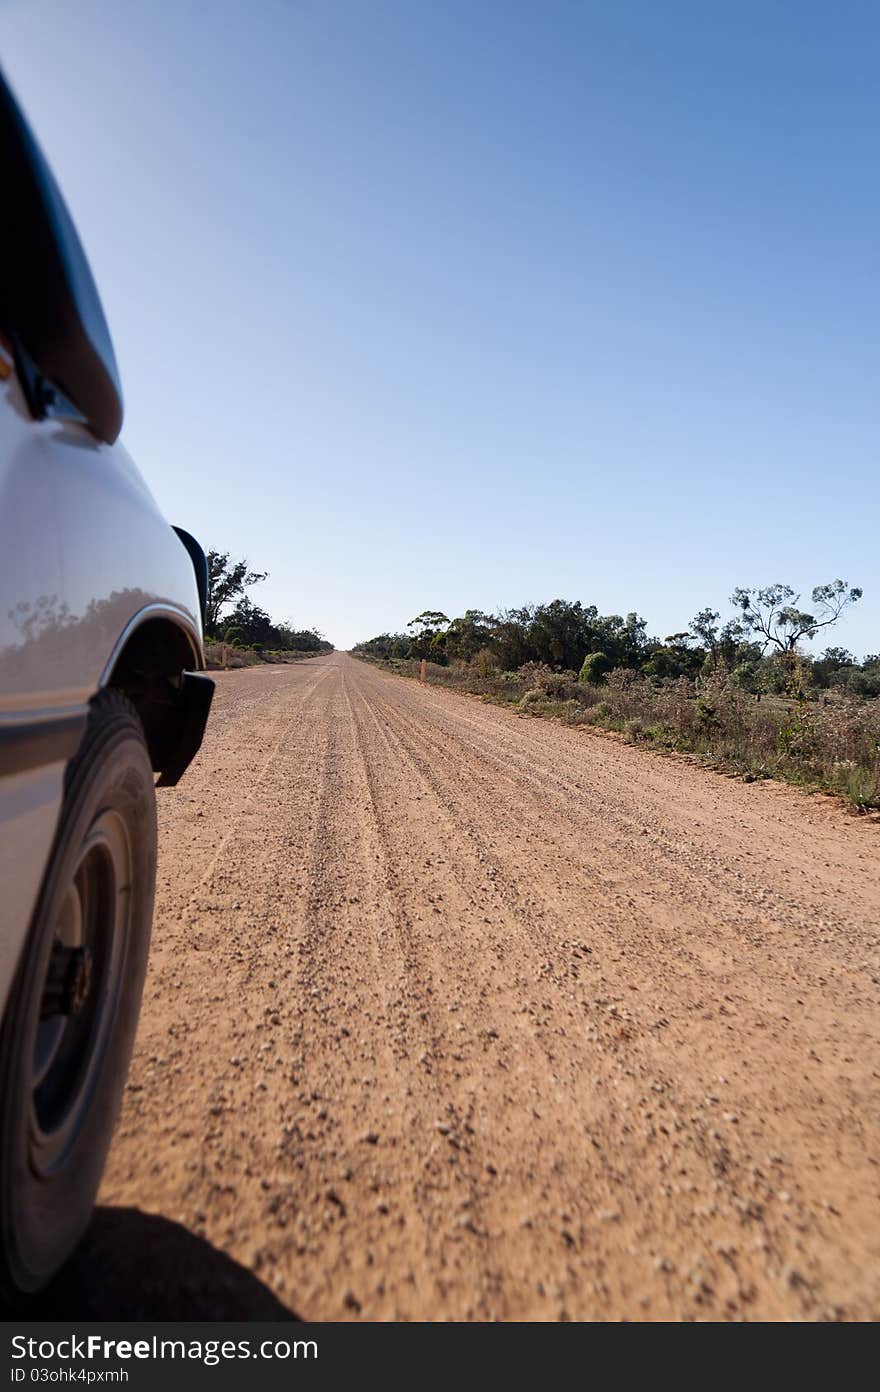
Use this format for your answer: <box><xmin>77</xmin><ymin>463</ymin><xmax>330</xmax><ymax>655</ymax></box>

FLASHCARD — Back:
<box><xmin>811</xmin><ymin>645</ymin><xmax>856</xmax><ymax>689</ymax></box>
<box><xmin>688</xmin><ymin>608</ymin><xmax>746</xmax><ymax>670</ymax></box>
<box><xmin>273</xmin><ymin>624</ymin><xmax>330</xmax><ymax>653</ymax></box>
<box><xmin>406</xmin><ymin>611</ymin><xmax>450</xmax><ymax>661</ymax></box>
<box><xmin>643</xmin><ymin>634</ymin><xmax>702</xmax><ymax>680</ymax></box>
<box><xmin>846</xmin><ymin>660</ymin><xmax>880</xmax><ymax>698</ymax></box>
<box><xmin>689</xmin><ymin>608</ymin><xmax>720</xmax><ymax>663</ymax></box>
<box><xmin>205</xmin><ymin>551</ymin><xmax>268</xmax><ymax>635</ymax></box>
<box><xmin>221</xmin><ymin>597</ymin><xmax>275</xmax><ymax>649</ymax></box>
<box><xmin>489</xmin><ymin>605</ymin><xmax>536</xmax><ymax>671</ymax></box>
<box><xmin>528</xmin><ymin>599</ymin><xmax>597</xmax><ymax>670</ymax></box>
<box><xmin>731</xmin><ymin>581</ymin><xmax>862</xmax><ymax>655</ymax></box>
<box><xmin>590</xmin><ymin>611</ymin><xmax>651</xmax><ymax>670</ymax></box>
<box><xmin>444</xmin><ymin>610</ymin><xmax>495</xmax><ymax>663</ymax></box>
<box><xmin>820</xmin><ymin>646</ymin><xmax>855</xmax><ymax>667</ymax></box>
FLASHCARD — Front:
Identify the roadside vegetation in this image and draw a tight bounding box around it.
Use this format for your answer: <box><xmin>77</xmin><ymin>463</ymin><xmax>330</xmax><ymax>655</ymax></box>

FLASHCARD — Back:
<box><xmin>352</xmin><ymin>584</ymin><xmax>880</xmax><ymax>810</ymax></box>
<box><xmin>204</xmin><ymin>549</ymin><xmax>333</xmax><ymax>668</ymax></box>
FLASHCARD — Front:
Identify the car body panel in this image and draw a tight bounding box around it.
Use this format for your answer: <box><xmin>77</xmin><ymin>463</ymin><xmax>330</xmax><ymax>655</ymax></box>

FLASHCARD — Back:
<box><xmin>0</xmin><ymin>376</ymin><xmax>201</xmax><ymax>716</ymax></box>
<box><xmin>0</xmin><ymin>762</ymin><xmax>66</xmax><ymax>1019</ymax></box>
<box><xmin>0</xmin><ymin>363</ymin><xmax>203</xmax><ymax>1019</ymax></box>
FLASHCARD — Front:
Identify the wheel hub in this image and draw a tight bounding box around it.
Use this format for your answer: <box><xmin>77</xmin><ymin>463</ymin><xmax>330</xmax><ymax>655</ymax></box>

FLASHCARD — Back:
<box><xmin>40</xmin><ymin>944</ymin><xmax>93</xmax><ymax>1019</ymax></box>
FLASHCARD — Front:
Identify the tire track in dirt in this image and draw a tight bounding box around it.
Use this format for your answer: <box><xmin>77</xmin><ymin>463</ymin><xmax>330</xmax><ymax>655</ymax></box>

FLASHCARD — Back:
<box><xmin>348</xmin><ymin>668</ymin><xmax>814</xmax><ymax>1316</ymax></box>
<box><xmin>353</xmin><ymin>664</ymin><xmax>880</xmax><ymax>1316</ymax></box>
<box><xmin>89</xmin><ymin>654</ymin><xmax>879</xmax><ymax>1320</ymax></box>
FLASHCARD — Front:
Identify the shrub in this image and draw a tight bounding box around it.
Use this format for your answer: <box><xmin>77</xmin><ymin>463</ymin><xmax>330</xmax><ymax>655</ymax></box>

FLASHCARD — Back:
<box><xmin>530</xmin><ymin>667</ymin><xmax>581</xmax><ymax>701</ymax></box>
<box><xmin>578</xmin><ymin>652</ymin><xmax>610</xmax><ymax>685</ymax></box>
<box><xmin>519</xmin><ymin>688</ymin><xmax>549</xmax><ymax>710</ymax></box>
<box><xmin>606</xmin><ymin>667</ymin><xmax>640</xmax><ymax>691</ymax></box>
<box><xmin>847</xmin><ymin>665</ymin><xmax>880</xmax><ymax>698</ymax></box>
<box><xmin>695</xmin><ymin>696</ymin><xmax>721</xmax><ymax>734</ymax></box>
<box><xmin>472</xmin><ymin>647</ymin><xmax>497</xmax><ymax>678</ymax></box>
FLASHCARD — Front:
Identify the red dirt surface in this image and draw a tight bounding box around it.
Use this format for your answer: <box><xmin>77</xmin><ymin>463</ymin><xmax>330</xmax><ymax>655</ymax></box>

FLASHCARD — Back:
<box><xmin>93</xmin><ymin>653</ymin><xmax>880</xmax><ymax>1320</ymax></box>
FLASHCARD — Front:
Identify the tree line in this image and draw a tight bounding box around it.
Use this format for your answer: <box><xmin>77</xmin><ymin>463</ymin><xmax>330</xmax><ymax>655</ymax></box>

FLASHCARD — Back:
<box><xmin>353</xmin><ymin>581</ymin><xmax>879</xmax><ymax>696</ymax></box>
<box><xmin>205</xmin><ymin>550</ymin><xmax>333</xmax><ymax>654</ymax></box>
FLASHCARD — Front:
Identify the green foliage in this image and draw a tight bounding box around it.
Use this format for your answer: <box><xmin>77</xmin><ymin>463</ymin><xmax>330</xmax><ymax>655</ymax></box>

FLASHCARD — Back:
<box><xmin>472</xmin><ymin>646</ymin><xmax>497</xmax><ymax>677</ymax></box>
<box><xmin>205</xmin><ymin>546</ymin><xmax>331</xmax><ymax>654</ymax></box>
<box><xmin>845</xmin><ymin>663</ymin><xmax>880</xmax><ymax>698</ymax></box>
<box><xmin>221</xmin><ymin>597</ymin><xmax>275</xmax><ymax>649</ymax></box>
<box><xmin>642</xmin><ymin>634</ymin><xmax>701</xmax><ymax>680</ymax></box>
<box><xmin>205</xmin><ymin>551</ymin><xmax>268</xmax><ymax>635</ymax></box>
<box><xmin>694</xmin><ymin>696</ymin><xmax>721</xmax><ymax>734</ymax></box>
<box><xmin>354</xmin><ymin>582</ymin><xmax>875</xmax><ymax>703</ymax></box>
<box><xmin>578</xmin><ymin>652</ymin><xmax>610</xmax><ymax>685</ymax></box>
<box><xmin>732</xmin><ymin>659</ymin><xmax>759</xmax><ymax>692</ymax></box>
<box><xmin>532</xmin><ymin>669</ymin><xmax>581</xmax><ymax>700</ymax></box>
<box><xmin>732</xmin><ymin>580</ymin><xmax>862</xmax><ymax>654</ymax></box>
<box><xmin>811</xmin><ymin>646</ymin><xmax>856</xmax><ymax>689</ymax></box>
<box><xmin>689</xmin><ymin>608</ymin><xmax>746</xmax><ymax>670</ymax></box>
<box><xmin>272</xmin><ymin>624</ymin><xmax>331</xmax><ymax>654</ymax></box>
<box><xmin>519</xmin><ymin>687</ymin><xmax>549</xmax><ymax>709</ymax></box>
<box><xmin>445</xmin><ymin>611</ymin><xmax>495</xmax><ymax>663</ymax></box>
<box><xmin>406</xmin><ymin>611</ymin><xmax>451</xmax><ymax>661</ymax></box>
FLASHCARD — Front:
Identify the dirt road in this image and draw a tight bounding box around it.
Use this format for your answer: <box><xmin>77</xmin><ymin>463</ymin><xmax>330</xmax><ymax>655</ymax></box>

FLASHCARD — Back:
<box><xmin>55</xmin><ymin>653</ymin><xmax>880</xmax><ymax>1319</ymax></box>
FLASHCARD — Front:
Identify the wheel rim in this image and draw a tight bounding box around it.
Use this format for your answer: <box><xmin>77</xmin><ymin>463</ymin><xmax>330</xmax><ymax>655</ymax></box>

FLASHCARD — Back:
<box><xmin>29</xmin><ymin>808</ymin><xmax>133</xmax><ymax>1176</ymax></box>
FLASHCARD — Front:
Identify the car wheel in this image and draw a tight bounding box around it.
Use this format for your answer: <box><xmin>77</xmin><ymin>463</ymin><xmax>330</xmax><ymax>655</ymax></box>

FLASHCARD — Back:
<box><xmin>0</xmin><ymin>689</ymin><xmax>157</xmax><ymax>1302</ymax></box>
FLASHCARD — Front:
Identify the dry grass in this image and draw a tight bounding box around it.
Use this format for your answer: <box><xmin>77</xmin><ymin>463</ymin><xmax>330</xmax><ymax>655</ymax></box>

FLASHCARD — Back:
<box><xmin>204</xmin><ymin>644</ymin><xmax>327</xmax><ymax>671</ymax></box>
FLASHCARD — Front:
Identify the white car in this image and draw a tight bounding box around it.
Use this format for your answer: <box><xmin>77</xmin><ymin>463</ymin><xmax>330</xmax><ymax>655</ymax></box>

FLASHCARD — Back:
<box><xmin>0</xmin><ymin>70</ymin><xmax>213</xmax><ymax>1301</ymax></box>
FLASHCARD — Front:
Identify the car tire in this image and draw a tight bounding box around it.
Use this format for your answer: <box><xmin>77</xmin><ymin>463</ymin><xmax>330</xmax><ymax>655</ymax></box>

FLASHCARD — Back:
<box><xmin>0</xmin><ymin>689</ymin><xmax>157</xmax><ymax>1302</ymax></box>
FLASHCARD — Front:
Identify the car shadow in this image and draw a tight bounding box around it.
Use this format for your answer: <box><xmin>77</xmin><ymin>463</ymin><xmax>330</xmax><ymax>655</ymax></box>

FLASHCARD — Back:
<box><xmin>17</xmin><ymin>1206</ymin><xmax>300</xmax><ymax>1320</ymax></box>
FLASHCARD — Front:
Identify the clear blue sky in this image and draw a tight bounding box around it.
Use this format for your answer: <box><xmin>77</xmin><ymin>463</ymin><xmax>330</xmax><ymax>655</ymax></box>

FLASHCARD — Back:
<box><xmin>2</xmin><ymin>0</ymin><xmax>878</xmax><ymax>654</ymax></box>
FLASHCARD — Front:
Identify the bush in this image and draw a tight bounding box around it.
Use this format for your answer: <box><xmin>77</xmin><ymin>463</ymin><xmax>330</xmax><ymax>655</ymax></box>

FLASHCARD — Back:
<box><xmin>532</xmin><ymin>669</ymin><xmax>581</xmax><ymax>700</ymax></box>
<box><xmin>519</xmin><ymin>688</ymin><xmax>548</xmax><ymax>709</ymax></box>
<box><xmin>517</xmin><ymin>661</ymin><xmax>553</xmax><ymax>686</ymax></box>
<box><xmin>578</xmin><ymin>652</ymin><xmax>610</xmax><ymax>685</ymax></box>
<box><xmin>847</xmin><ymin>665</ymin><xmax>880</xmax><ymax>698</ymax></box>
<box><xmin>472</xmin><ymin>647</ymin><xmax>497</xmax><ymax>678</ymax></box>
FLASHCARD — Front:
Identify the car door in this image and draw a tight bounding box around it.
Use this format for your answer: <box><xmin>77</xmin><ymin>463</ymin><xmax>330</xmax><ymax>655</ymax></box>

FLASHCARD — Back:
<box><xmin>0</xmin><ymin>345</ymin><xmax>85</xmax><ymax>1008</ymax></box>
